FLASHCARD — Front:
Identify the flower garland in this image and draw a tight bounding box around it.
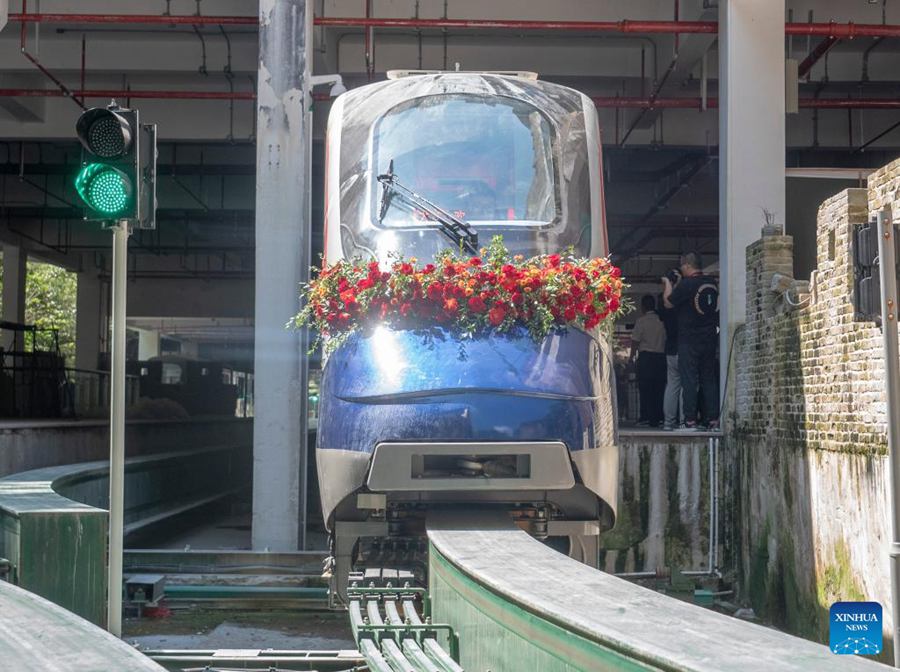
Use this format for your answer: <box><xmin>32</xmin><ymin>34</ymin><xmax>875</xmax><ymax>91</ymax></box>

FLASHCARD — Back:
<box><xmin>291</xmin><ymin>236</ymin><xmax>627</xmax><ymax>353</ymax></box>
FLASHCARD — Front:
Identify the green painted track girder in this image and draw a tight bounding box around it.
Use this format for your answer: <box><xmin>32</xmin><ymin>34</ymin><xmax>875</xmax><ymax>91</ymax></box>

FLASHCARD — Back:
<box><xmin>425</xmin><ymin>510</ymin><xmax>886</xmax><ymax>672</ymax></box>
<box><xmin>429</xmin><ymin>547</ymin><xmax>654</xmax><ymax>672</ymax></box>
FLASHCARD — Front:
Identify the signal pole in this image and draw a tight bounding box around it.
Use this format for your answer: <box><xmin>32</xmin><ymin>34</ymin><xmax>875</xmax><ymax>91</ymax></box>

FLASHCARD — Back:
<box><xmin>107</xmin><ymin>219</ymin><xmax>129</xmax><ymax>637</ymax></box>
<box><xmin>876</xmin><ymin>206</ymin><xmax>900</xmax><ymax>667</ymax></box>
<box><xmin>73</xmin><ymin>102</ymin><xmax>155</xmax><ymax>636</ymax></box>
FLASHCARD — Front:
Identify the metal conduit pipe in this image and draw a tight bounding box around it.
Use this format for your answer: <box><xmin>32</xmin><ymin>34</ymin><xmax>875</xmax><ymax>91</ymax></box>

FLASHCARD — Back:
<box><xmin>401</xmin><ymin>599</ymin><xmax>464</xmax><ymax>672</ymax></box>
<box><xmin>8</xmin><ymin>13</ymin><xmax>259</xmax><ymax>25</ymax></box>
<box><xmin>383</xmin><ymin>601</ymin><xmax>442</xmax><ymax>672</ymax></box>
<box><xmin>365</xmin><ymin>599</ymin><xmax>418</xmax><ymax>672</ymax></box>
<box><xmin>4</xmin><ymin>89</ymin><xmax>900</xmax><ymax>110</ymax></box>
<box><xmin>9</xmin><ymin>13</ymin><xmax>900</xmax><ymax>39</ymax></box>
<box><xmin>349</xmin><ymin>600</ymin><xmax>395</xmax><ymax>672</ymax></box>
<box><xmin>0</xmin><ymin>88</ymin><xmax>256</xmax><ymax>100</ymax></box>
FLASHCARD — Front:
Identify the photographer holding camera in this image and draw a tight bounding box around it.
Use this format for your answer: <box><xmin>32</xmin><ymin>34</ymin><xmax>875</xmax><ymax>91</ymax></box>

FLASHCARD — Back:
<box><xmin>662</xmin><ymin>252</ymin><xmax>719</xmax><ymax>431</ymax></box>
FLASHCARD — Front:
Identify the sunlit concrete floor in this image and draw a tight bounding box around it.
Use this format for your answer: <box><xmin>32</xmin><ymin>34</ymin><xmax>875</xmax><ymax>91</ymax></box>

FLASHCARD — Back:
<box><xmin>125</xmin><ymin>609</ymin><xmax>355</xmax><ymax>650</ymax></box>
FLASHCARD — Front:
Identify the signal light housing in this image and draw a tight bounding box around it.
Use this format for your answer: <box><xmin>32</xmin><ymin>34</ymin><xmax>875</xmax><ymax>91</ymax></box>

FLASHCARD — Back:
<box><xmin>75</xmin><ymin>108</ymin><xmax>133</xmax><ymax>159</ymax></box>
<box><xmin>74</xmin><ymin>163</ymin><xmax>133</xmax><ymax>216</ymax></box>
<box><xmin>74</xmin><ymin>104</ymin><xmax>156</xmax><ymax>228</ymax></box>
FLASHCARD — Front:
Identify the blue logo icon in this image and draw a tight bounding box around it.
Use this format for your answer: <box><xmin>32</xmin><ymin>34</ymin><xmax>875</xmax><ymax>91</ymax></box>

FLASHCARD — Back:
<box><xmin>830</xmin><ymin>601</ymin><xmax>882</xmax><ymax>656</ymax></box>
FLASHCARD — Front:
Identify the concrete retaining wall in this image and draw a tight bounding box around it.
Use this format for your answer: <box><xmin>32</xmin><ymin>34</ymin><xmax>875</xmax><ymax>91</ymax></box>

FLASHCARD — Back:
<box><xmin>0</xmin><ymin>417</ymin><xmax>252</xmax><ymax>477</ymax></box>
<box><xmin>601</xmin><ymin>433</ymin><xmax>714</xmax><ymax>577</ymax></box>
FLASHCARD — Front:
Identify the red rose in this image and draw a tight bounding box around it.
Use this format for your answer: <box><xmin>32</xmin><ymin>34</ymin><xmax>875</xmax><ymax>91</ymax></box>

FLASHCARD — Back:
<box><xmin>563</xmin><ymin>306</ymin><xmax>577</xmax><ymax>322</ymax></box>
<box><xmin>468</xmin><ymin>296</ymin><xmax>486</xmax><ymax>313</ymax></box>
<box><xmin>609</xmin><ymin>297</ymin><xmax>620</xmax><ymax>311</ymax></box>
<box><xmin>547</xmin><ymin>254</ymin><xmax>561</xmax><ymax>268</ymax></box>
<box><xmin>488</xmin><ymin>305</ymin><xmax>506</xmax><ymax>326</ymax></box>
<box><xmin>611</xmin><ymin>267</ymin><xmax>621</xmax><ymax>278</ymax></box>
<box><xmin>427</xmin><ymin>282</ymin><xmax>444</xmax><ymax>301</ymax></box>
<box><xmin>468</xmin><ymin>257</ymin><xmax>482</xmax><ymax>267</ymax></box>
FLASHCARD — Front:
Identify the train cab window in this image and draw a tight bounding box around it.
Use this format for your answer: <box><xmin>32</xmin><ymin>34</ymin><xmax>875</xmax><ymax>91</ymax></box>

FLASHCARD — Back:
<box><xmin>161</xmin><ymin>363</ymin><xmax>183</xmax><ymax>385</ymax></box>
<box><xmin>373</xmin><ymin>94</ymin><xmax>558</xmax><ymax>228</ymax></box>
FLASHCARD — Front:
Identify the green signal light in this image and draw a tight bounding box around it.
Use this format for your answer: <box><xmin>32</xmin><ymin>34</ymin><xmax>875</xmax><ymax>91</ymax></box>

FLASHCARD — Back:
<box><xmin>75</xmin><ymin>163</ymin><xmax>133</xmax><ymax>216</ymax></box>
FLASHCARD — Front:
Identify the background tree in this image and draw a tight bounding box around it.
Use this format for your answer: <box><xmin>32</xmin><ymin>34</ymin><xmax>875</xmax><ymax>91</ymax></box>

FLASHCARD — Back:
<box><xmin>24</xmin><ymin>260</ymin><xmax>77</xmax><ymax>364</ymax></box>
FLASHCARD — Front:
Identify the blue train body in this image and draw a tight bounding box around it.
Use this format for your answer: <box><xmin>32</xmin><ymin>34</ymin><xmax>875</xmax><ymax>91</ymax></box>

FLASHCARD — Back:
<box><xmin>319</xmin><ymin>325</ymin><xmax>604</xmax><ymax>454</ymax></box>
<box><xmin>318</xmin><ymin>71</ymin><xmax>618</xmax><ymax>597</ymax></box>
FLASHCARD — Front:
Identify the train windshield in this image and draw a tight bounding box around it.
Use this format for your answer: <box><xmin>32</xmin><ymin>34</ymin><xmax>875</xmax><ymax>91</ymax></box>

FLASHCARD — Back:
<box><xmin>373</xmin><ymin>95</ymin><xmax>558</xmax><ymax>228</ymax></box>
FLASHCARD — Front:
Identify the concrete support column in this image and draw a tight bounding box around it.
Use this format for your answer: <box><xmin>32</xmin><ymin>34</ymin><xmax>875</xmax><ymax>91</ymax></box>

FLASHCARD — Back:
<box><xmin>75</xmin><ymin>270</ymin><xmax>102</xmax><ymax>370</ymax></box>
<box><xmin>251</xmin><ymin>0</ymin><xmax>312</xmax><ymax>551</ymax></box>
<box><xmin>718</xmin><ymin>0</ymin><xmax>785</xmax><ymax>415</ymax></box>
<box><xmin>1</xmin><ymin>244</ymin><xmax>27</xmax><ymax>350</ymax></box>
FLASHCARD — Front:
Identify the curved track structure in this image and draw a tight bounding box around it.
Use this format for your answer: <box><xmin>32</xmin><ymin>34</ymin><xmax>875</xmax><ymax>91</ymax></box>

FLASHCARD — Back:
<box><xmin>0</xmin><ymin>579</ymin><xmax>165</xmax><ymax>672</ymax></box>
<box><xmin>423</xmin><ymin>509</ymin><xmax>888</xmax><ymax>672</ymax></box>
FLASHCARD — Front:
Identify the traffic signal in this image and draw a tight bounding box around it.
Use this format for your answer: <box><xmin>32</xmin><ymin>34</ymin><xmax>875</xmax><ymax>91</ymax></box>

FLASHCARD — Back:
<box><xmin>853</xmin><ymin>216</ymin><xmax>900</xmax><ymax>324</ymax></box>
<box><xmin>74</xmin><ymin>104</ymin><xmax>156</xmax><ymax>228</ymax></box>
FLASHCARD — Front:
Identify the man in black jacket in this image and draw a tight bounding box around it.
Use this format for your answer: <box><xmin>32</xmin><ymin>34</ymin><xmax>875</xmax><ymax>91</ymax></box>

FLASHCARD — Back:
<box><xmin>662</xmin><ymin>252</ymin><xmax>719</xmax><ymax>430</ymax></box>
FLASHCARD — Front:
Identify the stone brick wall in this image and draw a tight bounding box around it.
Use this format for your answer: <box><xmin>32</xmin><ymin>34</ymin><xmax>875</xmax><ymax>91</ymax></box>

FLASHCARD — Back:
<box><xmin>735</xmin><ymin>187</ymin><xmax>886</xmax><ymax>451</ymax></box>
<box><xmin>729</xmin><ymin>158</ymin><xmax>900</xmax><ymax>657</ymax></box>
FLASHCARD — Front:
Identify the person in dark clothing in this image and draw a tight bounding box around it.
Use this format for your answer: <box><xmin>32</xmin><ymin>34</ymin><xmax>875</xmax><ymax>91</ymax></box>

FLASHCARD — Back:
<box><xmin>662</xmin><ymin>252</ymin><xmax>719</xmax><ymax>430</ymax></box>
<box><xmin>630</xmin><ymin>294</ymin><xmax>667</xmax><ymax>427</ymax></box>
<box><xmin>658</xmin><ymin>277</ymin><xmax>682</xmax><ymax>430</ymax></box>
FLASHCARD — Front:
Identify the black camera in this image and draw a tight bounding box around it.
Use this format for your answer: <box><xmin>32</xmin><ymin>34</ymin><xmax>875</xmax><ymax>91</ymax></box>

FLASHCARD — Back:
<box><xmin>664</xmin><ymin>268</ymin><xmax>682</xmax><ymax>284</ymax></box>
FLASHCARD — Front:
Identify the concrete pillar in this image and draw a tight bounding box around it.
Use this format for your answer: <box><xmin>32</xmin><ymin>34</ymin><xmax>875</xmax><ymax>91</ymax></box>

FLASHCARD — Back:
<box><xmin>75</xmin><ymin>271</ymin><xmax>103</xmax><ymax>370</ymax></box>
<box><xmin>1</xmin><ymin>244</ymin><xmax>27</xmax><ymax>350</ymax></box>
<box><xmin>718</xmin><ymin>0</ymin><xmax>785</xmax><ymax>412</ymax></box>
<box><xmin>251</xmin><ymin>0</ymin><xmax>312</xmax><ymax>551</ymax></box>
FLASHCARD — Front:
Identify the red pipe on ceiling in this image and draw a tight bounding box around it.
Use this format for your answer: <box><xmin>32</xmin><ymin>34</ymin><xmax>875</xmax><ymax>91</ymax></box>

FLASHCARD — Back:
<box><xmin>314</xmin><ymin>17</ymin><xmax>718</xmax><ymax>34</ymax></box>
<box><xmin>0</xmin><ymin>88</ymin><xmax>256</xmax><ymax>100</ymax></box>
<box><xmin>595</xmin><ymin>97</ymin><xmax>900</xmax><ymax>109</ymax></box>
<box><xmin>7</xmin><ymin>13</ymin><xmax>258</xmax><ymax>25</ymax></box>
<box><xmin>8</xmin><ymin>13</ymin><xmax>900</xmax><ymax>38</ymax></box>
<box><xmin>797</xmin><ymin>36</ymin><xmax>839</xmax><ymax>78</ymax></box>
<box><xmin>3</xmin><ymin>89</ymin><xmax>899</xmax><ymax>109</ymax></box>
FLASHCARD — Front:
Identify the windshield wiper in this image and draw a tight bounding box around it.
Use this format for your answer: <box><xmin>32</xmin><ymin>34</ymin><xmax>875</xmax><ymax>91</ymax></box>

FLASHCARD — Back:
<box><xmin>377</xmin><ymin>160</ymin><xmax>479</xmax><ymax>255</ymax></box>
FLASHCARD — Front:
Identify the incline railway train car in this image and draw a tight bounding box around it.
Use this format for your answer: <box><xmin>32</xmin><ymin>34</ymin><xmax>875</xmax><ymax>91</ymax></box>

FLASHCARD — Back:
<box><xmin>316</xmin><ymin>70</ymin><xmax>617</xmax><ymax>599</ymax></box>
